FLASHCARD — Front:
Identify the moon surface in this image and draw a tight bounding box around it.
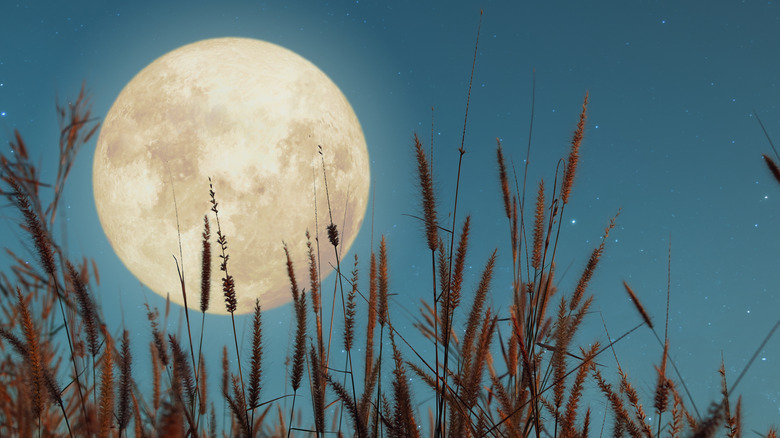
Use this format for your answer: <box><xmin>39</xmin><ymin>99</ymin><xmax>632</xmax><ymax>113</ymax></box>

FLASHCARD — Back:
<box><xmin>93</xmin><ymin>37</ymin><xmax>370</xmax><ymax>314</ymax></box>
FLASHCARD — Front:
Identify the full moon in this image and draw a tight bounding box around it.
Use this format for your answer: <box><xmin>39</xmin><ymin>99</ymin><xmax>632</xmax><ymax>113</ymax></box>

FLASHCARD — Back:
<box><xmin>93</xmin><ymin>37</ymin><xmax>370</xmax><ymax>314</ymax></box>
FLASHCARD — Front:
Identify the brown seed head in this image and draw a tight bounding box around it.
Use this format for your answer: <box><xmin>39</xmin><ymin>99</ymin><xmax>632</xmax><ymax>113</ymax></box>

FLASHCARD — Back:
<box><xmin>763</xmin><ymin>154</ymin><xmax>780</xmax><ymax>184</ymax></box>
<box><xmin>561</xmin><ymin>92</ymin><xmax>588</xmax><ymax>204</ymax></box>
<box><xmin>622</xmin><ymin>280</ymin><xmax>653</xmax><ymax>329</ymax></box>
<box><xmin>532</xmin><ymin>179</ymin><xmax>545</xmax><ymax>271</ymax></box>
<box><xmin>414</xmin><ymin>133</ymin><xmax>438</xmax><ymax>251</ymax></box>
<box><xmin>378</xmin><ymin>236</ymin><xmax>389</xmax><ymax>326</ymax></box>
<box><xmin>222</xmin><ymin>274</ymin><xmax>236</xmax><ymax>314</ymax></box>
<box><xmin>327</xmin><ymin>223</ymin><xmax>339</xmax><ymax>248</ymax></box>
<box><xmin>200</xmin><ymin>215</ymin><xmax>211</xmax><ymax>313</ymax></box>
<box><xmin>496</xmin><ymin>139</ymin><xmax>512</xmax><ymax>219</ymax></box>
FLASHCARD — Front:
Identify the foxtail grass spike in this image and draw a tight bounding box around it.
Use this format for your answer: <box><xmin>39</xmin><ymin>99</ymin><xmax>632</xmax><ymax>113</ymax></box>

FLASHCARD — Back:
<box><xmin>623</xmin><ymin>280</ymin><xmax>654</xmax><ymax>329</ymax></box>
<box><xmin>98</xmin><ymin>327</ymin><xmax>114</xmax><ymax>438</ymax></box>
<box><xmin>378</xmin><ymin>236</ymin><xmax>389</xmax><ymax>327</ymax></box>
<box><xmin>291</xmin><ymin>290</ymin><xmax>307</xmax><ymax>392</ymax></box>
<box><xmin>9</xmin><ymin>179</ymin><xmax>56</xmax><ymax>278</ymax></box>
<box><xmin>414</xmin><ymin>133</ymin><xmax>438</xmax><ymax>251</ymax></box>
<box><xmin>345</xmin><ymin>254</ymin><xmax>358</xmax><ymax>352</ymax></box>
<box><xmin>561</xmin><ymin>92</ymin><xmax>588</xmax><ymax>204</ymax></box>
<box><xmin>117</xmin><ymin>330</ymin><xmax>133</xmax><ymax>434</ymax></box>
<box><xmin>364</xmin><ymin>251</ymin><xmax>378</xmax><ymax>385</ymax></box>
<box><xmin>763</xmin><ymin>154</ymin><xmax>780</xmax><ymax>184</ymax></box>
<box><xmin>496</xmin><ymin>139</ymin><xmax>512</xmax><ymax>219</ymax></box>
<box><xmin>532</xmin><ymin>179</ymin><xmax>545</xmax><ymax>271</ymax></box>
<box><xmin>448</xmin><ymin>216</ymin><xmax>469</xmax><ymax>315</ymax></box>
<box><xmin>67</xmin><ymin>260</ymin><xmax>99</xmax><ymax>356</ymax></box>
<box><xmin>200</xmin><ymin>215</ymin><xmax>211</xmax><ymax>313</ymax></box>
<box><xmin>248</xmin><ymin>298</ymin><xmax>263</xmax><ymax>410</ymax></box>
<box><xmin>17</xmin><ymin>288</ymin><xmax>44</xmax><ymax>417</ymax></box>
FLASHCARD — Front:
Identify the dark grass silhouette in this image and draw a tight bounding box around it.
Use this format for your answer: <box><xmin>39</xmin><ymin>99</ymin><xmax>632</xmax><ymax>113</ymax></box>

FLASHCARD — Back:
<box><xmin>1</xmin><ymin>26</ymin><xmax>779</xmax><ymax>438</ymax></box>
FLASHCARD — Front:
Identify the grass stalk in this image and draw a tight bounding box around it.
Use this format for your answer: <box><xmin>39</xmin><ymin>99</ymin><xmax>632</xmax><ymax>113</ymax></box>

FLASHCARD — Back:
<box><xmin>209</xmin><ymin>178</ymin><xmax>251</xmax><ymax>435</ymax></box>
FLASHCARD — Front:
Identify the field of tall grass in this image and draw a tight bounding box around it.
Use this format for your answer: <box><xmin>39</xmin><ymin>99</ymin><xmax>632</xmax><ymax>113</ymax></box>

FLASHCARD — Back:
<box><xmin>1</xmin><ymin>21</ymin><xmax>778</xmax><ymax>438</ymax></box>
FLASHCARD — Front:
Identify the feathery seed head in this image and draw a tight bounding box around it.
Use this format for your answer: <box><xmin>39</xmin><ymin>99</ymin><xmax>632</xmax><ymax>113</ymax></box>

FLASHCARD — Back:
<box><xmin>496</xmin><ymin>139</ymin><xmax>512</xmax><ymax>219</ymax></box>
<box><xmin>414</xmin><ymin>133</ymin><xmax>438</xmax><ymax>251</ymax></box>
<box><xmin>200</xmin><ymin>215</ymin><xmax>211</xmax><ymax>313</ymax></box>
<box><xmin>378</xmin><ymin>236</ymin><xmax>390</xmax><ymax>326</ymax></box>
<box><xmin>561</xmin><ymin>92</ymin><xmax>588</xmax><ymax>204</ymax></box>
<box><xmin>327</xmin><ymin>223</ymin><xmax>339</xmax><ymax>248</ymax></box>
<box><xmin>222</xmin><ymin>274</ymin><xmax>237</xmax><ymax>314</ymax></box>
<box><xmin>532</xmin><ymin>179</ymin><xmax>546</xmax><ymax>271</ymax></box>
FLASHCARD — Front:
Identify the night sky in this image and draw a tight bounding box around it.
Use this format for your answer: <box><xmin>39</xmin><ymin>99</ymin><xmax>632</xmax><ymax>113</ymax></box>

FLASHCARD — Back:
<box><xmin>2</xmin><ymin>0</ymin><xmax>780</xmax><ymax>432</ymax></box>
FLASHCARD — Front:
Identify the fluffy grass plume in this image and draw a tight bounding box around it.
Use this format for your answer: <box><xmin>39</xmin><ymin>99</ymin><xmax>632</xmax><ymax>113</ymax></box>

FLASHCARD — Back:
<box><xmin>414</xmin><ymin>133</ymin><xmax>439</xmax><ymax>251</ymax></box>
<box><xmin>561</xmin><ymin>92</ymin><xmax>588</xmax><ymax>204</ymax></box>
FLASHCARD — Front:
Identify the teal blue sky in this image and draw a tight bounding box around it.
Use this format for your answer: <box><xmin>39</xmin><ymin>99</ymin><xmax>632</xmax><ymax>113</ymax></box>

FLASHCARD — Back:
<box><xmin>1</xmin><ymin>0</ymin><xmax>780</xmax><ymax>432</ymax></box>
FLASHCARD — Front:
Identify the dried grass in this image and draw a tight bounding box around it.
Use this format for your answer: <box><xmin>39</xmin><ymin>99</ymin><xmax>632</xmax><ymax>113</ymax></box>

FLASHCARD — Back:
<box><xmin>200</xmin><ymin>215</ymin><xmax>212</xmax><ymax>313</ymax></box>
<box><xmin>560</xmin><ymin>92</ymin><xmax>588</xmax><ymax>204</ymax></box>
<box><xmin>415</xmin><ymin>132</ymin><xmax>439</xmax><ymax>252</ymax></box>
<box><xmin>97</xmin><ymin>328</ymin><xmax>113</xmax><ymax>438</ymax></box>
<box><xmin>117</xmin><ymin>330</ymin><xmax>132</xmax><ymax>434</ymax></box>
<box><xmin>532</xmin><ymin>179</ymin><xmax>545</xmax><ymax>271</ymax></box>
<box><xmin>0</xmin><ymin>50</ymin><xmax>772</xmax><ymax>438</ymax></box>
<box><xmin>248</xmin><ymin>298</ymin><xmax>263</xmax><ymax>411</ymax></box>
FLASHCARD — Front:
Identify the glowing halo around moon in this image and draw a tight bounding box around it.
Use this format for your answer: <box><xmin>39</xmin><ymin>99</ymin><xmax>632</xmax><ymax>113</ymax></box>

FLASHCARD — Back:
<box><xmin>93</xmin><ymin>37</ymin><xmax>370</xmax><ymax>315</ymax></box>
